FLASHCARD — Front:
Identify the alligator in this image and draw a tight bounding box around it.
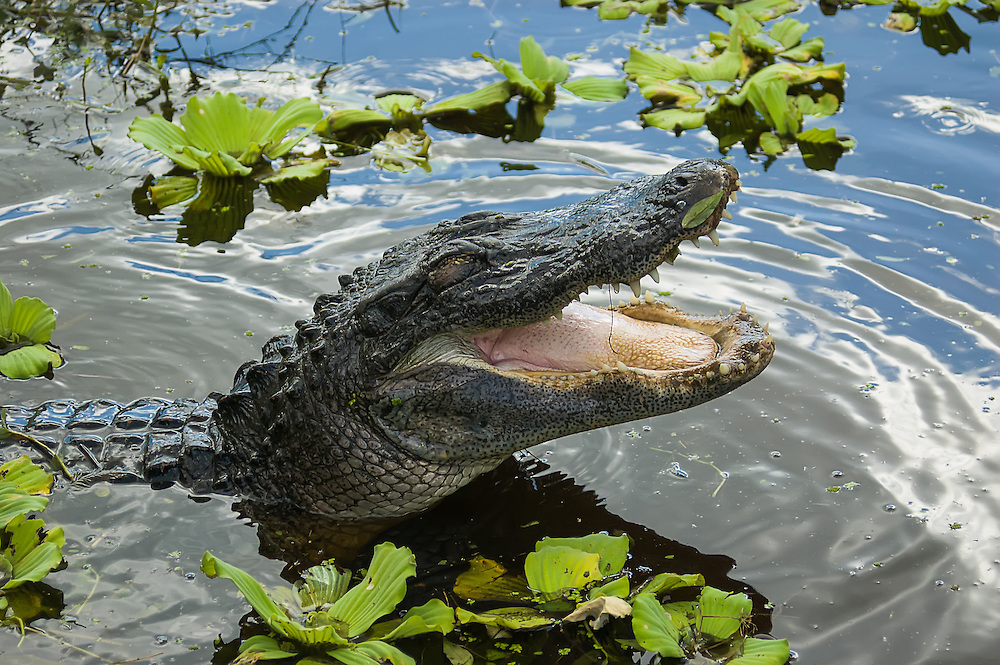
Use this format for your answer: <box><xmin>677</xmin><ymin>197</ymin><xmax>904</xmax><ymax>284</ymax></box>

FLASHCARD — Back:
<box><xmin>1</xmin><ymin>159</ymin><xmax>774</xmax><ymax>521</ymax></box>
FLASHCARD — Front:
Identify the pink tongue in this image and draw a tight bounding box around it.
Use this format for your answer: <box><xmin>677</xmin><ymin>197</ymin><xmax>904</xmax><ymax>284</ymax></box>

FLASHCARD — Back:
<box><xmin>474</xmin><ymin>302</ymin><xmax>717</xmax><ymax>372</ymax></box>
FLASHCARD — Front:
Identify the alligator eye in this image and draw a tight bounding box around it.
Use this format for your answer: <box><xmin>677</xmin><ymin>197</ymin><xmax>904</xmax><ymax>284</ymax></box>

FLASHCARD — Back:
<box><xmin>427</xmin><ymin>254</ymin><xmax>478</xmax><ymax>292</ymax></box>
<box><xmin>356</xmin><ymin>292</ymin><xmax>410</xmax><ymax>336</ymax></box>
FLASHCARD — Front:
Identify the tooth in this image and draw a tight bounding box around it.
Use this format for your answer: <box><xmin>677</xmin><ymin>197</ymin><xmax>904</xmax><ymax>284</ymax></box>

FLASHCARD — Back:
<box><xmin>763</xmin><ymin>322</ymin><xmax>770</xmax><ymax>333</ymax></box>
<box><xmin>644</xmin><ymin>290</ymin><xmax>655</xmax><ymax>304</ymax></box>
<box><xmin>601</xmin><ymin>363</ymin><xmax>613</xmax><ymax>372</ymax></box>
<box><xmin>736</xmin><ymin>178</ymin><xmax>742</xmax><ymax>189</ymax></box>
<box><xmin>730</xmin><ymin>191</ymin><xmax>738</xmax><ymax>203</ymax></box>
<box><xmin>619</xmin><ymin>300</ymin><xmax>629</xmax><ymax>308</ymax></box>
<box><xmin>722</xmin><ymin>209</ymin><xmax>732</xmax><ymax>220</ymax></box>
<box><xmin>751</xmin><ymin>352</ymin><xmax>760</xmax><ymax>363</ymax></box>
<box><xmin>612</xmin><ymin>283</ymin><xmax>620</xmax><ymax>294</ymax></box>
<box><xmin>708</xmin><ymin>230</ymin><xmax>720</xmax><ymax>246</ymax></box>
<box><xmin>664</xmin><ymin>255</ymin><xmax>675</xmax><ymax>266</ymax></box>
<box><xmin>648</xmin><ymin>266</ymin><xmax>659</xmax><ymax>282</ymax></box>
<box><xmin>689</xmin><ymin>237</ymin><xmax>701</xmax><ymax>249</ymax></box>
<box><xmin>718</xmin><ymin>362</ymin><xmax>731</xmax><ymax>376</ymax></box>
<box><xmin>555</xmin><ymin>310</ymin><xmax>564</xmax><ymax>320</ymax></box>
<box><xmin>590</xmin><ymin>369</ymin><xmax>599</xmax><ymax>376</ymax></box>
<box><xmin>629</xmin><ymin>280</ymin><xmax>641</xmax><ymax>297</ymax></box>
<box><xmin>630</xmin><ymin>295</ymin><xmax>640</xmax><ymax>306</ymax></box>
<box><xmin>616</xmin><ymin>360</ymin><xmax>628</xmax><ymax>372</ymax></box>
<box><xmin>740</xmin><ymin>302</ymin><xmax>747</xmax><ymax>313</ymax></box>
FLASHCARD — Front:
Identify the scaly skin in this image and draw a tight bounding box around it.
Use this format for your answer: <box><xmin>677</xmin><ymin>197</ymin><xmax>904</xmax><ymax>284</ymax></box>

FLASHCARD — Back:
<box><xmin>2</xmin><ymin>159</ymin><xmax>773</xmax><ymax>520</ymax></box>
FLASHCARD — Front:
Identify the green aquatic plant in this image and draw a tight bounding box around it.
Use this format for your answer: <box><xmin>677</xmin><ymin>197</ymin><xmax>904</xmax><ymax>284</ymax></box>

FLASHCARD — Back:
<box><xmin>0</xmin><ymin>457</ymin><xmax>66</xmax><ymax>628</ymax></box>
<box><xmin>0</xmin><ymin>279</ymin><xmax>64</xmax><ymax>380</ymax></box>
<box><xmin>624</xmin><ymin>4</ymin><xmax>854</xmax><ymax>168</ymax></box>
<box><xmin>562</xmin><ymin>0</ymin><xmax>674</xmax><ymax>22</ymax></box>
<box><xmin>128</xmin><ymin>92</ymin><xmax>324</xmax><ymax>178</ymax></box>
<box><xmin>450</xmin><ymin>532</ymin><xmax>789</xmax><ymax>664</ymax></box>
<box><xmin>202</xmin><ymin>543</ymin><xmax>453</xmax><ymax>664</ymax></box>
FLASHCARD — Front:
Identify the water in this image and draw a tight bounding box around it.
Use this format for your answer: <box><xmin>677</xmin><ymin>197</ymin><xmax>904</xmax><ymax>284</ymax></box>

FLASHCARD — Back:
<box><xmin>1</xmin><ymin>1</ymin><xmax>999</xmax><ymax>662</ymax></box>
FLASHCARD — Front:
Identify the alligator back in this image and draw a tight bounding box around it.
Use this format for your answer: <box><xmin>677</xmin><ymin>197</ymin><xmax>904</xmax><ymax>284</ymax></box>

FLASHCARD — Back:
<box><xmin>1</xmin><ymin>396</ymin><xmax>223</xmax><ymax>493</ymax></box>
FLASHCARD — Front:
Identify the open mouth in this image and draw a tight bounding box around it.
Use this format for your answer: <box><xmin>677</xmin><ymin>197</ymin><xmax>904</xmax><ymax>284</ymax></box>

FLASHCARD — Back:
<box><xmin>390</xmin><ymin>164</ymin><xmax>773</xmax><ymax>391</ymax></box>
<box><xmin>408</xmin><ymin>170</ymin><xmax>771</xmax><ymax>386</ymax></box>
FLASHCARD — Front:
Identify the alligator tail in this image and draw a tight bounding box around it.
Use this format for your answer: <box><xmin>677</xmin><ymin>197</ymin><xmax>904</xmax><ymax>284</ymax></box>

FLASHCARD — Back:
<box><xmin>1</xmin><ymin>395</ymin><xmax>226</xmax><ymax>495</ymax></box>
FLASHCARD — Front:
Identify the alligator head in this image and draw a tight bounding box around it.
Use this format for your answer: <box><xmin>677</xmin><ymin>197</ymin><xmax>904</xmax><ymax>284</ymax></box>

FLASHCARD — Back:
<box><xmin>216</xmin><ymin>158</ymin><xmax>774</xmax><ymax>519</ymax></box>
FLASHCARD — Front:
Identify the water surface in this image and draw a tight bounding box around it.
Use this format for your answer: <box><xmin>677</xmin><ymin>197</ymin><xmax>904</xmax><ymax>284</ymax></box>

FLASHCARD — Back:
<box><xmin>1</xmin><ymin>1</ymin><xmax>998</xmax><ymax>662</ymax></box>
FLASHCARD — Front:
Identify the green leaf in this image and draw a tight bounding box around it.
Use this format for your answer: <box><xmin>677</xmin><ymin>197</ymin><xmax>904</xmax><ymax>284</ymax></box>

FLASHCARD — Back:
<box><xmin>0</xmin><ymin>345</ymin><xmax>63</xmax><ymax>379</ymax></box>
<box><xmin>781</xmin><ymin>37</ymin><xmax>825</xmax><ymax>62</ymax></box>
<box><xmin>237</xmin><ymin>634</ymin><xmax>300</xmax><ymax>660</ymax></box>
<box><xmin>0</xmin><ymin>457</ymin><xmax>54</xmax><ymax>495</ymax></box>
<box><xmin>525</xmin><ymin>545</ymin><xmax>602</xmax><ymax>595</ymax></box>
<box><xmin>148</xmin><ymin>176</ymin><xmax>199</xmax><ymax>208</ymax></box>
<box><xmin>624</xmin><ymin>47</ymin><xmax>687</xmax><ymax>82</ymax></box>
<box><xmin>424</xmin><ymin>81</ymin><xmax>514</xmax><ymax>114</ymax></box>
<box><xmin>589</xmin><ymin>575</ymin><xmax>629</xmax><ymax>599</ymax></box>
<box><xmin>455</xmin><ymin>606</ymin><xmax>556</xmax><ymax>630</ymax></box>
<box><xmin>519</xmin><ymin>36</ymin><xmax>569</xmax><ymax>85</ymax></box>
<box><xmin>6</xmin><ymin>293</ymin><xmax>57</xmax><ymax>344</ymax></box>
<box><xmin>260</xmin><ymin>160</ymin><xmax>329</xmax><ymax>185</ymax></box>
<box><xmin>681</xmin><ymin>190</ymin><xmax>725</xmax><ymax>229</ymax></box>
<box><xmin>295</xmin><ymin>559</ymin><xmax>353</xmax><ymax>611</ymax></box>
<box><xmin>535</xmin><ymin>533</ymin><xmax>630</xmax><ymax>577</ymax></box>
<box><xmin>769</xmin><ymin>18</ymin><xmax>809</xmax><ymax>49</ymax></box>
<box><xmin>178</xmin><ymin>145</ymin><xmax>252</xmax><ymax>177</ymax></box>
<box><xmin>636</xmin><ymin>571</ymin><xmax>705</xmax><ymax>596</ymax></box>
<box><xmin>759</xmin><ymin>131</ymin><xmax>784</xmax><ymax>155</ymax></box>
<box><xmin>729</xmin><ymin>637</ymin><xmax>791</xmax><ymax>664</ymax></box>
<box><xmin>453</xmin><ymin>556</ymin><xmax>531</xmax><ymax>603</ymax></box>
<box><xmin>0</xmin><ymin>282</ymin><xmax>13</xmax><ymax>340</ymax></box>
<box><xmin>794</xmin><ymin>93</ymin><xmax>839</xmax><ymax>117</ymax></box>
<box><xmin>375</xmin><ymin>94</ymin><xmax>423</xmax><ymax>115</ymax></box>
<box><xmin>328</xmin><ymin>542</ymin><xmax>415</xmax><ymax>637</ymax></box>
<box><xmin>262</xmin><ymin>98</ymin><xmax>324</xmax><ymax>158</ymax></box>
<box><xmin>686</xmin><ymin>48</ymin><xmax>742</xmax><ymax>82</ymax></box>
<box><xmin>352</xmin><ymin>640</ymin><xmax>414</xmax><ymax>665</ymax></box>
<box><xmin>643</xmin><ymin>108</ymin><xmax>707</xmax><ymax>132</ymax></box>
<box><xmin>181</xmin><ymin>93</ymin><xmax>252</xmax><ymax>155</ymax></box>
<box><xmin>696</xmin><ymin>587</ymin><xmax>751</xmax><ymax>641</ymax></box>
<box><xmin>631</xmin><ymin>594</ymin><xmax>686</xmax><ymax>658</ymax></box>
<box><xmin>561</xmin><ymin>76</ymin><xmax>629</xmax><ymax>102</ymax></box>
<box><xmin>127</xmin><ymin>115</ymin><xmax>201</xmax><ymax>171</ymax></box>
<box><xmin>202</xmin><ymin>551</ymin><xmax>349</xmax><ymax>647</ymax></box>
<box><xmin>1</xmin><ymin>513</ymin><xmax>65</xmax><ymax>590</ymax></box>
<box><xmin>375</xmin><ymin>598</ymin><xmax>455</xmax><ymax>641</ymax></box>
<box><xmin>633</xmin><ymin>79</ymin><xmax>702</xmax><ymax>105</ymax></box>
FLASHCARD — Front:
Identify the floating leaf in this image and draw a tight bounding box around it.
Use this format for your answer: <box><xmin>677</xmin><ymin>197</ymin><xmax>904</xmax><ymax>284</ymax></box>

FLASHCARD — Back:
<box><xmin>295</xmin><ymin>559</ymin><xmax>353</xmax><ymax>611</ymax></box>
<box><xmin>643</xmin><ymin>107</ymin><xmax>707</xmax><ymax>132</ymax></box>
<box><xmin>128</xmin><ymin>93</ymin><xmax>322</xmax><ymax>177</ymax></box>
<box><xmin>769</xmin><ymin>18</ymin><xmax>810</xmax><ymax>49</ymax></box>
<box><xmin>327</xmin><ymin>542</ymin><xmax>416</xmax><ymax>638</ymax></box>
<box><xmin>696</xmin><ymin>586</ymin><xmax>751</xmax><ymax>641</ymax></box>
<box><xmin>373</xmin><ymin>598</ymin><xmax>455</xmax><ymax>641</ymax></box>
<box><xmin>631</xmin><ymin>594</ymin><xmax>686</xmax><ymax>658</ymax></box>
<box><xmin>454</xmin><ymin>556</ymin><xmax>531</xmax><ymax>603</ymax></box>
<box><xmin>535</xmin><ymin>533</ymin><xmax>630</xmax><ymax>577</ymax></box>
<box><xmin>455</xmin><ymin>606</ymin><xmax>556</xmax><ymax>630</ymax></box>
<box><xmin>635</xmin><ymin>571</ymin><xmax>705</xmax><ymax>596</ymax></box>
<box><xmin>525</xmin><ymin>545</ymin><xmax>602</xmax><ymax>596</ymax></box>
<box><xmin>561</xmin><ymin>76</ymin><xmax>629</xmax><ymax>102</ymax></box>
<box><xmin>729</xmin><ymin>637</ymin><xmax>791</xmax><ymax>665</ymax></box>
<box><xmin>520</xmin><ymin>35</ymin><xmax>569</xmax><ymax>86</ymax></box>
<box><xmin>424</xmin><ymin>81</ymin><xmax>515</xmax><ymax>114</ymax></box>
<box><xmin>148</xmin><ymin>175</ymin><xmax>199</xmax><ymax>208</ymax></box>
<box><xmin>1</xmin><ymin>514</ymin><xmax>65</xmax><ymax>591</ymax></box>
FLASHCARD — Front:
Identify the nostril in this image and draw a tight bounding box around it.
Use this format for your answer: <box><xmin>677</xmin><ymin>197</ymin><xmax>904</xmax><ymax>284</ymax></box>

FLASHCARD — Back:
<box><xmin>676</xmin><ymin>175</ymin><xmax>689</xmax><ymax>186</ymax></box>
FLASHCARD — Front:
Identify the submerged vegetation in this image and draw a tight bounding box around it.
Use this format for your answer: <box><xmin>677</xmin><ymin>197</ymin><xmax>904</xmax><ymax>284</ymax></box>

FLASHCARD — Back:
<box><xmin>202</xmin><ymin>533</ymin><xmax>788</xmax><ymax>664</ymax></box>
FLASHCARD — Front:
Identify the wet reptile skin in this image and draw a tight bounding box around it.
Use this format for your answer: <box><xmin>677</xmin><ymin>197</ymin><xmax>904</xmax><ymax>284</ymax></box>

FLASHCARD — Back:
<box><xmin>2</xmin><ymin>159</ymin><xmax>774</xmax><ymax>520</ymax></box>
